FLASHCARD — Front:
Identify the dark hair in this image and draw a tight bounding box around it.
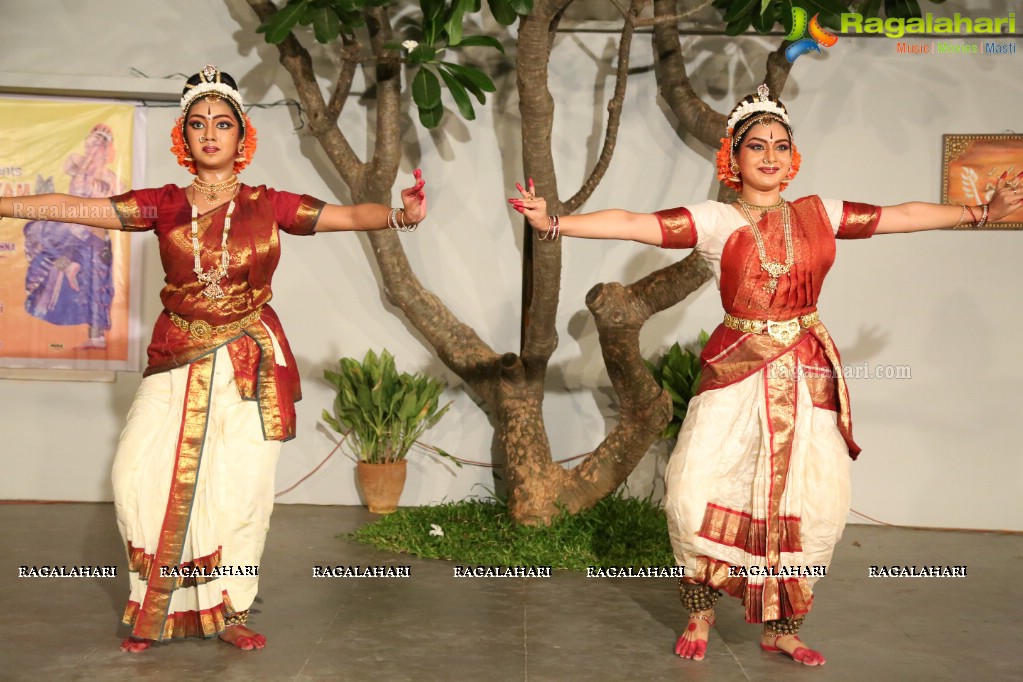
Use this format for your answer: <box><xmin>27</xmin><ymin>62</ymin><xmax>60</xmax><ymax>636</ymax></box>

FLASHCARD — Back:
<box><xmin>181</xmin><ymin>70</ymin><xmax>246</xmax><ymax>138</ymax></box>
<box><xmin>728</xmin><ymin>94</ymin><xmax>792</xmax><ymax>150</ymax></box>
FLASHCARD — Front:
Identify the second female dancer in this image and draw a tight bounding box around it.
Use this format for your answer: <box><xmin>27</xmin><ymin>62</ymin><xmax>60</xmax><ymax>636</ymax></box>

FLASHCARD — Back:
<box><xmin>510</xmin><ymin>84</ymin><xmax>1023</xmax><ymax>666</ymax></box>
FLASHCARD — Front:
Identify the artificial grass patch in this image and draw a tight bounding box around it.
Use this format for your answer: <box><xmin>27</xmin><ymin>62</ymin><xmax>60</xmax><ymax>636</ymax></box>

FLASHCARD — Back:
<box><xmin>349</xmin><ymin>494</ymin><xmax>675</xmax><ymax>571</ymax></box>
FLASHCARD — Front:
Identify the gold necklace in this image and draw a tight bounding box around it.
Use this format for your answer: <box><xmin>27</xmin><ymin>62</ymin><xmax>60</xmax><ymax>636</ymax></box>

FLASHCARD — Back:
<box><xmin>737</xmin><ymin>196</ymin><xmax>786</xmax><ymax>212</ymax></box>
<box><xmin>191</xmin><ymin>197</ymin><xmax>236</xmax><ymax>300</ymax></box>
<box><xmin>736</xmin><ymin>200</ymin><xmax>794</xmax><ymax>293</ymax></box>
<box><xmin>192</xmin><ymin>176</ymin><xmax>239</xmax><ymax>202</ymax></box>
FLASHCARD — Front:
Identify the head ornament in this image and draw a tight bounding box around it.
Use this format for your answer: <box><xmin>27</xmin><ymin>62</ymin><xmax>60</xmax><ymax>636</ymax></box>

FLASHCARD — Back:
<box><xmin>180</xmin><ymin>64</ymin><xmax>244</xmax><ymax>114</ymax></box>
<box><xmin>725</xmin><ymin>84</ymin><xmax>790</xmax><ymax>135</ymax></box>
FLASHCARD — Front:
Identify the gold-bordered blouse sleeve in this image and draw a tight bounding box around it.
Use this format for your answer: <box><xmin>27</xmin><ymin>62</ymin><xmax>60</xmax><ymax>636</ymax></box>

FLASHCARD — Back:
<box><xmin>109</xmin><ymin>190</ymin><xmax>155</xmax><ymax>232</ymax></box>
<box><xmin>837</xmin><ymin>201</ymin><xmax>881</xmax><ymax>240</ymax></box>
<box><xmin>653</xmin><ymin>206</ymin><xmax>698</xmax><ymax>249</ymax></box>
<box><xmin>290</xmin><ymin>195</ymin><xmax>326</xmax><ymax>235</ymax></box>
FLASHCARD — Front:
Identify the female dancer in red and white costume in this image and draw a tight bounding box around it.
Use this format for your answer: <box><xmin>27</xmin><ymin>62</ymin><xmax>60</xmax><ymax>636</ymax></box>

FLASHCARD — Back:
<box><xmin>0</xmin><ymin>65</ymin><xmax>427</xmax><ymax>652</ymax></box>
<box><xmin>510</xmin><ymin>85</ymin><xmax>1023</xmax><ymax>666</ymax></box>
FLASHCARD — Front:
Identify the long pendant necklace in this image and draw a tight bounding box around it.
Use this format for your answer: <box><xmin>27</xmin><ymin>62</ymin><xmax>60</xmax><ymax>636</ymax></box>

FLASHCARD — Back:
<box><xmin>191</xmin><ymin>196</ymin><xmax>236</xmax><ymax>300</ymax></box>
<box><xmin>736</xmin><ymin>198</ymin><xmax>794</xmax><ymax>293</ymax></box>
<box><xmin>192</xmin><ymin>176</ymin><xmax>239</xmax><ymax>202</ymax></box>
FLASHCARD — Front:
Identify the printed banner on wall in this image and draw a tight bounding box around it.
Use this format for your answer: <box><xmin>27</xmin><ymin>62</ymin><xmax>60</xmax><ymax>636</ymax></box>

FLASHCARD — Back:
<box><xmin>0</xmin><ymin>97</ymin><xmax>144</xmax><ymax>373</ymax></box>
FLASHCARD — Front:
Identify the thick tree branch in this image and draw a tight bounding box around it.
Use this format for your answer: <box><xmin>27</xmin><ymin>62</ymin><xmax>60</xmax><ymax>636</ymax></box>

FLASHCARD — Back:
<box><xmin>245</xmin><ymin>0</ymin><xmax>364</xmax><ymax>186</ymax></box>
<box><xmin>325</xmin><ymin>36</ymin><xmax>361</xmax><ymax>124</ymax></box>
<box><xmin>517</xmin><ymin>7</ymin><xmax>564</xmax><ymax>376</ymax></box>
<box><xmin>368</xmin><ymin>229</ymin><xmax>504</xmax><ymax>406</ymax></box>
<box><xmin>764</xmin><ymin>40</ymin><xmax>793</xmax><ymax>97</ymax></box>
<box><xmin>552</xmin><ymin>249</ymin><xmax>711</xmax><ymax>516</ymax></box>
<box><xmin>557</xmin><ymin>281</ymin><xmax>673</xmax><ymax>511</ymax></box>
<box><xmin>366</xmin><ymin>7</ymin><xmax>403</xmax><ymax>187</ymax></box>
<box><xmin>626</xmin><ymin>250</ymin><xmax>712</xmax><ymax>317</ymax></box>
<box><xmin>563</xmin><ymin>0</ymin><xmax>640</xmax><ymax>214</ymax></box>
<box><xmin>650</xmin><ymin>0</ymin><xmax>724</xmax><ymax>148</ymax></box>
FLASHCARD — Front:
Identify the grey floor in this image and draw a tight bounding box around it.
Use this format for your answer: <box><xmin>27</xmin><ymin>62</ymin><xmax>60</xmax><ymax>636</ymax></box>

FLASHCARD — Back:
<box><xmin>1</xmin><ymin>503</ymin><xmax>1021</xmax><ymax>681</ymax></box>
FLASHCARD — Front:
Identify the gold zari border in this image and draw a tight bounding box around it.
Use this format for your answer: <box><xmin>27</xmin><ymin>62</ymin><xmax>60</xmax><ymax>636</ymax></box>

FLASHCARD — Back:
<box><xmin>132</xmin><ymin>353</ymin><xmax>215</xmax><ymax>641</ymax></box>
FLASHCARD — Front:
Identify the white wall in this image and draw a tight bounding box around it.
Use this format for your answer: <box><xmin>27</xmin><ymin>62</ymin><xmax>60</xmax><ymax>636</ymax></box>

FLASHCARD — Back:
<box><xmin>1</xmin><ymin>0</ymin><xmax>1020</xmax><ymax>530</ymax></box>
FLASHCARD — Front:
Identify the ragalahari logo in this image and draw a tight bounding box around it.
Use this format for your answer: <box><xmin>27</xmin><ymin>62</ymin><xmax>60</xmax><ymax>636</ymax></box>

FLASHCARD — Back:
<box><xmin>785</xmin><ymin>8</ymin><xmax>839</xmax><ymax>63</ymax></box>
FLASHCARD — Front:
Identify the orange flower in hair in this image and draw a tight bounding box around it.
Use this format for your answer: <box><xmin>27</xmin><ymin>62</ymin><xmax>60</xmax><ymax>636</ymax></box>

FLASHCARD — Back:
<box><xmin>233</xmin><ymin>113</ymin><xmax>257</xmax><ymax>174</ymax></box>
<box><xmin>716</xmin><ymin>137</ymin><xmax>741</xmax><ymax>192</ymax></box>
<box><xmin>170</xmin><ymin>116</ymin><xmax>196</xmax><ymax>174</ymax></box>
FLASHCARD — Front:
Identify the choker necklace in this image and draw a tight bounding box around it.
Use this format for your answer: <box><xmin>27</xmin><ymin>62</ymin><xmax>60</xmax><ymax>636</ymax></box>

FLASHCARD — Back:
<box><xmin>192</xmin><ymin>176</ymin><xmax>239</xmax><ymax>202</ymax></box>
<box><xmin>737</xmin><ymin>196</ymin><xmax>786</xmax><ymax>212</ymax></box>
<box><xmin>191</xmin><ymin>198</ymin><xmax>236</xmax><ymax>300</ymax></box>
<box><xmin>736</xmin><ymin>199</ymin><xmax>794</xmax><ymax>293</ymax></box>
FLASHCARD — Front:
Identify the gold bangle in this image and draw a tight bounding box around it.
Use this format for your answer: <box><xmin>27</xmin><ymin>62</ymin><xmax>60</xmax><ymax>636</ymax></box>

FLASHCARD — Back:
<box><xmin>976</xmin><ymin>203</ymin><xmax>990</xmax><ymax>228</ymax></box>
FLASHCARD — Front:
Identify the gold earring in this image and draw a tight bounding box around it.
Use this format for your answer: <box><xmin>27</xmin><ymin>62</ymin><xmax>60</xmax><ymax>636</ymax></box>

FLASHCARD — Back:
<box><xmin>728</xmin><ymin>159</ymin><xmax>740</xmax><ymax>183</ymax></box>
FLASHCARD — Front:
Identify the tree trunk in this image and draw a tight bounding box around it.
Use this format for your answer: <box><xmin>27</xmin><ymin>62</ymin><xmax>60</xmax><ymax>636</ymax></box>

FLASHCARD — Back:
<box><xmin>245</xmin><ymin>0</ymin><xmax>717</xmax><ymax>526</ymax></box>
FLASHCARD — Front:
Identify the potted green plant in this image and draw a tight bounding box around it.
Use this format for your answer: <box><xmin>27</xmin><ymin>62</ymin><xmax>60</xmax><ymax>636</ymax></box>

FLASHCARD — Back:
<box><xmin>323</xmin><ymin>349</ymin><xmax>452</xmax><ymax>514</ymax></box>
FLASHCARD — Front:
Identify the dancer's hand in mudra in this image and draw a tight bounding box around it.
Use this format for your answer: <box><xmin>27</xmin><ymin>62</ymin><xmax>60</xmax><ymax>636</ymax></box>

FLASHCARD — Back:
<box><xmin>508</xmin><ymin>178</ymin><xmax>549</xmax><ymax>233</ymax></box>
<box><xmin>988</xmin><ymin>170</ymin><xmax>1023</xmax><ymax>222</ymax></box>
<box><xmin>399</xmin><ymin>168</ymin><xmax>427</xmax><ymax>224</ymax></box>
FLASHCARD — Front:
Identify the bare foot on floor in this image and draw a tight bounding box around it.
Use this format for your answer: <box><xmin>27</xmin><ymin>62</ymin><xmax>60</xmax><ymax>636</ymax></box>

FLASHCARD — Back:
<box><xmin>674</xmin><ymin>610</ymin><xmax>714</xmax><ymax>661</ymax></box>
<box><xmin>120</xmin><ymin>636</ymin><xmax>152</xmax><ymax>653</ymax></box>
<box><xmin>760</xmin><ymin>633</ymin><xmax>826</xmax><ymax>665</ymax></box>
<box><xmin>219</xmin><ymin>625</ymin><xmax>266</xmax><ymax>651</ymax></box>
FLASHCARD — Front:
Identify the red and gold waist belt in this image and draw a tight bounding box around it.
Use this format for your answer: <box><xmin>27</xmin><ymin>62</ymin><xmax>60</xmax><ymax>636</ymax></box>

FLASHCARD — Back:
<box><xmin>723</xmin><ymin>310</ymin><xmax>819</xmax><ymax>345</ymax></box>
<box><xmin>169</xmin><ymin>307</ymin><xmax>263</xmax><ymax>341</ymax></box>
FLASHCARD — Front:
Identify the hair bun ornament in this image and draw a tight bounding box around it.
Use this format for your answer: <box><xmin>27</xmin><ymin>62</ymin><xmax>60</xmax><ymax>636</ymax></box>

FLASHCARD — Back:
<box><xmin>179</xmin><ymin>64</ymin><xmax>245</xmax><ymax>114</ymax></box>
<box><xmin>725</xmin><ymin>83</ymin><xmax>790</xmax><ymax>132</ymax></box>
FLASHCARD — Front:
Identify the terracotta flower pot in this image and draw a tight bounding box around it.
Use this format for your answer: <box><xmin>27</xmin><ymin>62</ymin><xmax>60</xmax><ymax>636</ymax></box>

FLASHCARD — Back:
<box><xmin>357</xmin><ymin>460</ymin><xmax>407</xmax><ymax>514</ymax></box>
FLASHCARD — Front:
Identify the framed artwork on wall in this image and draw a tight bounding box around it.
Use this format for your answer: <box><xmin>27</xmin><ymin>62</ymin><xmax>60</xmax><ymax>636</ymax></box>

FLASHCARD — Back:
<box><xmin>0</xmin><ymin>96</ymin><xmax>146</xmax><ymax>379</ymax></box>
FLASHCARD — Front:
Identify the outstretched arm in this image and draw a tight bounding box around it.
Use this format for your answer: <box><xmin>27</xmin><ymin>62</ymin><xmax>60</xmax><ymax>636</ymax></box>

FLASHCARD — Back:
<box><xmin>0</xmin><ymin>194</ymin><xmax>122</xmax><ymax>230</ymax></box>
<box><xmin>314</xmin><ymin>169</ymin><xmax>426</xmax><ymax>232</ymax></box>
<box><xmin>875</xmin><ymin>171</ymin><xmax>1023</xmax><ymax>234</ymax></box>
<box><xmin>509</xmin><ymin>178</ymin><xmax>662</xmax><ymax>245</ymax></box>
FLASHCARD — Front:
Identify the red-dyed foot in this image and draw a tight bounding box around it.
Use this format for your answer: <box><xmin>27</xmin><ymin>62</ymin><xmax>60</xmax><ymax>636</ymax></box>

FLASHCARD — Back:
<box><xmin>760</xmin><ymin>634</ymin><xmax>826</xmax><ymax>666</ymax></box>
<box><xmin>119</xmin><ymin>636</ymin><xmax>152</xmax><ymax>653</ymax></box>
<box><xmin>219</xmin><ymin>625</ymin><xmax>267</xmax><ymax>651</ymax></box>
<box><xmin>674</xmin><ymin>611</ymin><xmax>714</xmax><ymax>661</ymax></box>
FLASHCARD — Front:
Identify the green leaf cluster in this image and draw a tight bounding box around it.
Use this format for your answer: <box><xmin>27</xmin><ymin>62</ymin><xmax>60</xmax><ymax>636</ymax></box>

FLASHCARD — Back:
<box><xmin>256</xmin><ymin>0</ymin><xmax>392</xmax><ymax>43</ymax></box>
<box><xmin>645</xmin><ymin>331</ymin><xmax>709</xmax><ymax>440</ymax></box>
<box><xmin>403</xmin><ymin>0</ymin><xmax>523</xmax><ymax>128</ymax></box>
<box><xmin>257</xmin><ymin>0</ymin><xmax>529</xmax><ymax>130</ymax></box>
<box><xmin>711</xmin><ymin>0</ymin><xmax>944</xmax><ymax>36</ymax></box>
<box><xmin>323</xmin><ymin>349</ymin><xmax>451</xmax><ymax>464</ymax></box>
